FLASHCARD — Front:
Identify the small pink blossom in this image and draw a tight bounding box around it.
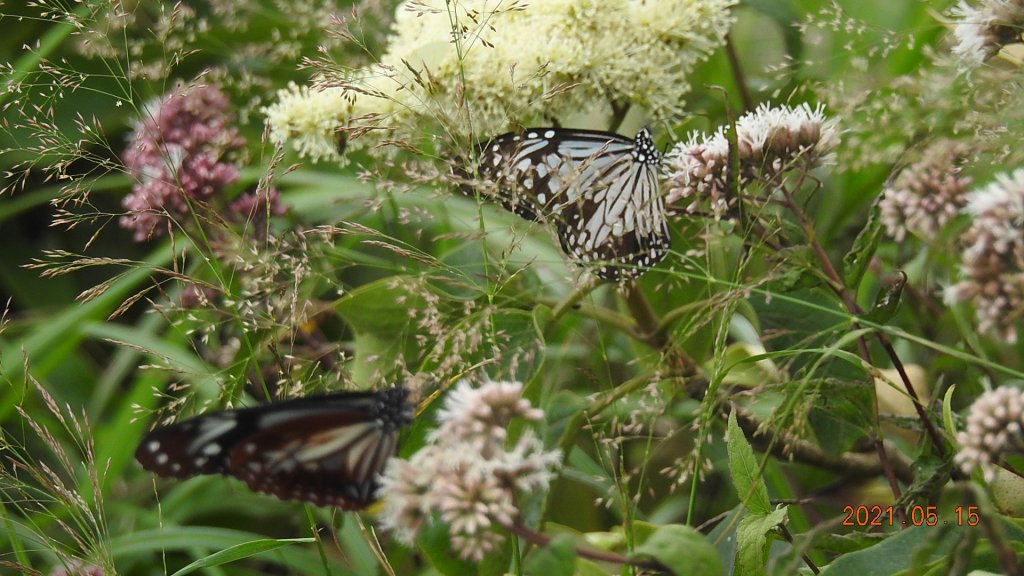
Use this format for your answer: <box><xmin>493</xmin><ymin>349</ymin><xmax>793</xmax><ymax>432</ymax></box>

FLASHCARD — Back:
<box><xmin>119</xmin><ymin>83</ymin><xmax>245</xmax><ymax>241</ymax></box>
<box><xmin>664</xmin><ymin>102</ymin><xmax>838</xmax><ymax>219</ymax></box>
<box><xmin>379</xmin><ymin>379</ymin><xmax>561</xmax><ymax>562</ymax></box>
<box><xmin>946</xmin><ymin>169</ymin><xmax>1024</xmax><ymax>342</ymax></box>
<box><xmin>955</xmin><ymin>386</ymin><xmax>1024</xmax><ymax>481</ymax></box>
<box><xmin>229</xmin><ymin>188</ymin><xmax>288</xmax><ymax>219</ymax></box>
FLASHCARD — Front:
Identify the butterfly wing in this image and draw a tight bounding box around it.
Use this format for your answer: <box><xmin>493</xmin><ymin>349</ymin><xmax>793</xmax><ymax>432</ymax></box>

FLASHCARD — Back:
<box><xmin>135</xmin><ymin>387</ymin><xmax>412</xmax><ymax>510</ymax></box>
<box><xmin>468</xmin><ymin>128</ymin><xmax>669</xmax><ymax>280</ymax></box>
<box><xmin>225</xmin><ymin>403</ymin><xmax>401</xmax><ymax>509</ymax></box>
<box><xmin>135</xmin><ymin>411</ymin><xmax>247</xmax><ymax>477</ymax></box>
<box><xmin>554</xmin><ymin>128</ymin><xmax>669</xmax><ymax>280</ymax></box>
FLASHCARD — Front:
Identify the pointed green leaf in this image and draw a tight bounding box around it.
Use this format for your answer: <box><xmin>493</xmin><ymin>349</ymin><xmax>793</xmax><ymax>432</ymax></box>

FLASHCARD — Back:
<box><xmin>633</xmin><ymin>524</ymin><xmax>724</xmax><ymax>576</ymax></box>
<box><xmin>524</xmin><ymin>534</ymin><xmax>576</xmax><ymax>576</ymax></box>
<box><xmin>334</xmin><ymin>277</ymin><xmax>427</xmax><ymax>386</ymax></box>
<box><xmin>169</xmin><ymin>537</ymin><xmax>314</xmax><ymax>576</ymax></box>
<box><xmin>842</xmin><ymin>202</ymin><xmax>883</xmax><ymax>289</ymax></box>
<box><xmin>727</xmin><ymin>411</ymin><xmax>770</xmax><ymax>515</ymax></box>
<box><xmin>735</xmin><ymin>507</ymin><xmax>788</xmax><ymax>576</ymax></box>
<box><xmin>532</xmin><ymin>303</ymin><xmax>553</xmax><ymax>341</ymax></box>
<box><xmin>819</xmin><ymin>525</ymin><xmax>962</xmax><ymax>575</ymax></box>
<box><xmin>865</xmin><ymin>271</ymin><xmax>906</xmax><ymax>324</ymax></box>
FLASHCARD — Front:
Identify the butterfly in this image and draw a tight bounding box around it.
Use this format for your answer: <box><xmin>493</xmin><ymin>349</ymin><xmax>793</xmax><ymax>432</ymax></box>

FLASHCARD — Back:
<box><xmin>462</xmin><ymin>127</ymin><xmax>670</xmax><ymax>281</ymax></box>
<box><xmin>135</xmin><ymin>386</ymin><xmax>412</xmax><ymax>510</ymax></box>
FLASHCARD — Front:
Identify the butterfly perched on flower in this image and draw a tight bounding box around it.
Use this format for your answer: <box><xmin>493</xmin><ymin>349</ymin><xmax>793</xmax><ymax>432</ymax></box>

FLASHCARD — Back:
<box><xmin>135</xmin><ymin>387</ymin><xmax>412</xmax><ymax>510</ymax></box>
<box><xmin>460</xmin><ymin>127</ymin><xmax>670</xmax><ymax>281</ymax></box>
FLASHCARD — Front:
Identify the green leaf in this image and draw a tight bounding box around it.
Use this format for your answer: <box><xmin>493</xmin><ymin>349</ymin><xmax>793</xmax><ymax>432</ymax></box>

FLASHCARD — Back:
<box><xmin>734</xmin><ymin>507</ymin><xmax>788</xmax><ymax>576</ymax></box>
<box><xmin>418</xmin><ymin>522</ymin><xmax>478</xmax><ymax>576</ymax></box>
<box><xmin>169</xmin><ymin>537</ymin><xmax>314</xmax><ymax>576</ymax></box>
<box><xmin>842</xmin><ymin>200</ymin><xmax>883</xmax><ymax>289</ymax></box>
<box><xmin>718</xmin><ymin>343</ymin><xmax>787</xmax><ymax>389</ymax></box>
<box><xmin>633</xmin><ymin>524</ymin><xmax>724</xmax><ymax>576</ymax></box>
<box><xmin>943</xmin><ymin>384</ymin><xmax>958</xmax><ymax>442</ymax></box>
<box><xmin>334</xmin><ymin>277</ymin><xmax>427</xmax><ymax>386</ymax></box>
<box><xmin>815</xmin><ymin>532</ymin><xmax>887</xmax><ymax>555</ymax></box>
<box><xmin>106</xmin><ymin>527</ymin><xmax>330</xmax><ymax>574</ymax></box>
<box><xmin>865</xmin><ymin>271</ymin><xmax>906</xmax><ymax>324</ymax></box>
<box><xmin>524</xmin><ymin>534</ymin><xmax>576</xmax><ymax>576</ymax></box>
<box><xmin>727</xmin><ymin>411</ymin><xmax>770</xmax><ymax>515</ymax></box>
<box><xmin>477</xmin><ymin>534</ymin><xmax>513</xmax><ymax>576</ymax></box>
<box><xmin>819</xmin><ymin>525</ymin><xmax>963</xmax><ymax>575</ymax></box>
<box><xmin>334</xmin><ymin>277</ymin><xmax>428</xmax><ymax>334</ymax></box>
<box><xmin>809</xmin><ymin>378</ymin><xmax>875</xmax><ymax>454</ymax></box>
<box><xmin>549</xmin><ymin>389</ymin><xmax>590</xmax><ymax>453</ymax></box>
<box><xmin>337</xmin><ymin>514</ymin><xmax>380</xmax><ymax>576</ymax></box>
<box><xmin>574</xmin><ymin>557</ymin><xmax>613</xmax><ymax>576</ymax></box>
<box><xmin>532</xmin><ymin>303</ymin><xmax>553</xmax><ymax>341</ymax></box>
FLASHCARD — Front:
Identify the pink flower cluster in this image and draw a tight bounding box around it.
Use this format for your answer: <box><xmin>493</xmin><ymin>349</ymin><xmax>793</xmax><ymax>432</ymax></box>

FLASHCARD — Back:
<box><xmin>663</xmin><ymin>102</ymin><xmax>838</xmax><ymax>219</ymax></box>
<box><xmin>119</xmin><ymin>83</ymin><xmax>245</xmax><ymax>241</ymax></box>
<box><xmin>954</xmin><ymin>386</ymin><xmax>1024</xmax><ymax>481</ymax></box>
<box><xmin>379</xmin><ymin>380</ymin><xmax>561</xmax><ymax>561</ymax></box>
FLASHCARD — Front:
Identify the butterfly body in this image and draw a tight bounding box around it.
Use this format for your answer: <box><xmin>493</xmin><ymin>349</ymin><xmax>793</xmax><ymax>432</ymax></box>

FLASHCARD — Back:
<box><xmin>135</xmin><ymin>387</ymin><xmax>412</xmax><ymax>510</ymax></box>
<box><xmin>466</xmin><ymin>128</ymin><xmax>670</xmax><ymax>281</ymax></box>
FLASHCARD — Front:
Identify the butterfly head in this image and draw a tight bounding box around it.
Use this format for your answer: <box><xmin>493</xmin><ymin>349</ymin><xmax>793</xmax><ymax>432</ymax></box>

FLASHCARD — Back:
<box><xmin>633</xmin><ymin>127</ymin><xmax>661</xmax><ymax>167</ymax></box>
<box><xmin>374</xmin><ymin>386</ymin><xmax>414</xmax><ymax>432</ymax></box>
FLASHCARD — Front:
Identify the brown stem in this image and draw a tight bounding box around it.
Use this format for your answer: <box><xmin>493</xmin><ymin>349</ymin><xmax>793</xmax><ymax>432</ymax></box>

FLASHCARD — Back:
<box><xmin>872</xmin><ymin>331</ymin><xmax>947</xmax><ymax>455</ymax></box>
<box><xmin>504</xmin><ymin>520</ymin><xmax>664</xmax><ymax>572</ymax></box>
<box><xmin>734</xmin><ymin>409</ymin><xmax>914</xmax><ymax>484</ymax></box>
<box><xmin>776</xmin><ymin>195</ymin><xmax>941</xmax><ymax>457</ymax></box>
<box><xmin>779</xmin><ymin>524</ymin><xmax>820</xmax><ymax>575</ymax></box>
<box><xmin>776</xmin><ymin>187</ymin><xmax>904</xmax><ymax>506</ymax></box>
<box><xmin>544</xmin><ymin>277</ymin><xmax>602</xmax><ymax>335</ymax></box>
<box><xmin>724</xmin><ymin>34</ymin><xmax>754</xmax><ymax>113</ymax></box>
<box><xmin>623</xmin><ymin>283</ymin><xmax>698</xmax><ymax>375</ymax></box>
<box><xmin>777</xmin><ymin>183</ymin><xmax>954</xmax><ymax>518</ymax></box>
<box><xmin>623</xmin><ymin>282</ymin><xmax>664</xmax><ymax>346</ymax></box>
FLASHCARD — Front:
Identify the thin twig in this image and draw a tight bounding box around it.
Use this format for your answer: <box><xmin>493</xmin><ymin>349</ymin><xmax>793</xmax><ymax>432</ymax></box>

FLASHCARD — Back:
<box><xmin>734</xmin><ymin>409</ymin><xmax>914</xmax><ymax>483</ymax></box>
<box><xmin>724</xmin><ymin>34</ymin><xmax>754</xmax><ymax>112</ymax></box>
<box><xmin>504</xmin><ymin>520</ymin><xmax>665</xmax><ymax>572</ymax></box>
<box><xmin>779</xmin><ymin>524</ymin><xmax>820</xmax><ymax>575</ymax></box>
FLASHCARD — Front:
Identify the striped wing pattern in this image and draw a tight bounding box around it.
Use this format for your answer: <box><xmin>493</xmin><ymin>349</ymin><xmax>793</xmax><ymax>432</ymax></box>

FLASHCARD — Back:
<box><xmin>135</xmin><ymin>387</ymin><xmax>412</xmax><ymax>510</ymax></box>
<box><xmin>471</xmin><ymin>128</ymin><xmax>670</xmax><ymax>280</ymax></box>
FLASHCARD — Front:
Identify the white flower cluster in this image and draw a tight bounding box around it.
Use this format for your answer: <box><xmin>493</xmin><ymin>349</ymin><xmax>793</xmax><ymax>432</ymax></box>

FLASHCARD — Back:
<box><xmin>955</xmin><ymin>386</ymin><xmax>1024</xmax><ymax>481</ymax></box>
<box><xmin>950</xmin><ymin>0</ymin><xmax>1024</xmax><ymax>69</ymax></box>
<box><xmin>878</xmin><ymin>141</ymin><xmax>972</xmax><ymax>242</ymax></box>
<box><xmin>378</xmin><ymin>379</ymin><xmax>561</xmax><ymax>562</ymax></box>
<box><xmin>262</xmin><ymin>83</ymin><xmax>351</xmax><ymax>163</ymax></box>
<box><xmin>264</xmin><ymin>0</ymin><xmax>736</xmax><ymax>161</ymax></box>
<box><xmin>946</xmin><ymin>169</ymin><xmax>1024</xmax><ymax>342</ymax></box>
<box><xmin>663</xmin><ymin>102</ymin><xmax>839</xmax><ymax>218</ymax></box>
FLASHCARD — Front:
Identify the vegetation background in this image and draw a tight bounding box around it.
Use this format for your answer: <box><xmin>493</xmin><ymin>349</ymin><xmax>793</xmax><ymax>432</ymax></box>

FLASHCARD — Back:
<box><xmin>1</xmin><ymin>0</ymin><xmax>1023</xmax><ymax>575</ymax></box>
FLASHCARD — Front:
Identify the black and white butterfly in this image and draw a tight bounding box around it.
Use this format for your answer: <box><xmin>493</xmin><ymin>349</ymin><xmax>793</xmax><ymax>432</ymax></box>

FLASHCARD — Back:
<box><xmin>135</xmin><ymin>387</ymin><xmax>412</xmax><ymax>510</ymax></box>
<box><xmin>462</xmin><ymin>127</ymin><xmax>670</xmax><ymax>281</ymax></box>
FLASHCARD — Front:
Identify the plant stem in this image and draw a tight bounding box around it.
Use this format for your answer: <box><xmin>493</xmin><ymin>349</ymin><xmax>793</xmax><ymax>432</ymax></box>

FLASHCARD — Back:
<box><xmin>779</xmin><ymin>524</ymin><xmax>820</xmax><ymax>575</ymax></box>
<box><xmin>545</xmin><ymin>277</ymin><xmax>601</xmax><ymax>333</ymax></box>
<box><xmin>734</xmin><ymin>408</ymin><xmax>914</xmax><ymax>483</ymax></box>
<box><xmin>623</xmin><ymin>283</ymin><xmax>698</xmax><ymax>375</ymax></box>
<box><xmin>724</xmin><ymin>34</ymin><xmax>754</xmax><ymax>113</ymax></box>
<box><xmin>504</xmin><ymin>520</ymin><xmax>664</xmax><ymax>572</ymax></box>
